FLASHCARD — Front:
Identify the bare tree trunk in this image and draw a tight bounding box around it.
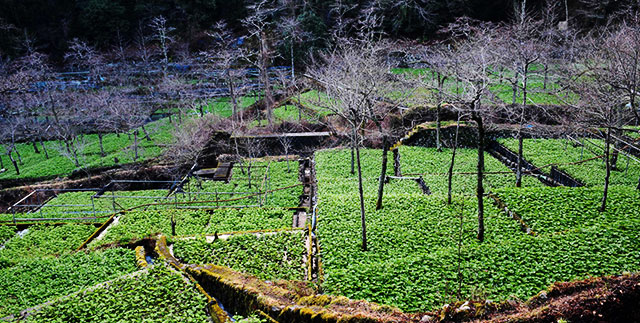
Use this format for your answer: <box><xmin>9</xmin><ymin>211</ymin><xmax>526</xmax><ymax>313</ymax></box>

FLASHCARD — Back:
<box><xmin>436</xmin><ymin>105</ymin><xmax>442</xmax><ymax>152</ymax></box>
<box><xmin>456</xmin><ymin>201</ymin><xmax>464</xmax><ymax>299</ymax></box>
<box><xmin>260</xmin><ymin>32</ymin><xmax>274</xmax><ymax>126</ymax></box>
<box><xmin>13</xmin><ymin>144</ymin><xmax>22</xmax><ymax>163</ymax></box>
<box><xmin>436</xmin><ymin>74</ymin><xmax>445</xmax><ymax>152</ymax></box>
<box><xmin>8</xmin><ymin>151</ymin><xmax>19</xmax><ymax>175</ymax></box>
<box><xmin>543</xmin><ymin>64</ymin><xmax>549</xmax><ymax>90</ymax></box>
<box><xmin>248</xmin><ymin>161</ymin><xmax>252</xmax><ymax>189</ymax></box>
<box><xmin>473</xmin><ymin>113</ymin><xmax>485</xmax><ymax>242</ymax></box>
<box><xmin>290</xmin><ymin>43</ymin><xmax>295</xmax><ymax>82</ymax></box>
<box><xmin>40</xmin><ymin>139</ymin><xmax>49</xmax><ymax>159</ymax></box>
<box><xmin>98</xmin><ymin>133</ymin><xmax>105</xmax><ymax>157</ymax></box>
<box><xmin>133</xmin><ymin>130</ymin><xmax>139</xmax><ymax>161</ymax></box>
<box><xmin>393</xmin><ymin>148</ymin><xmax>401</xmax><ymax>176</ymax></box>
<box><xmin>516</xmin><ymin>128</ymin><xmax>524</xmax><ymax>187</ymax></box>
<box><xmin>448</xmin><ymin>116</ymin><xmax>461</xmax><ymax>205</ymax></box>
<box><xmin>600</xmin><ymin>127</ymin><xmax>612</xmax><ymax>212</ymax></box>
<box><xmin>376</xmin><ymin>135</ymin><xmax>389</xmax><ymax>210</ymax></box>
<box><xmin>517</xmin><ymin>68</ymin><xmax>529</xmax><ymax>188</ymax></box>
<box><xmin>298</xmin><ymin>90</ymin><xmax>302</xmax><ymax>121</ymax></box>
<box><xmin>141</xmin><ymin>125</ymin><xmax>152</xmax><ymax>141</ymax></box>
<box><xmin>350</xmin><ymin>129</ymin><xmax>356</xmax><ymax>175</ymax></box>
<box><xmin>229</xmin><ymin>77</ymin><xmax>241</xmax><ymax>124</ymax></box>
<box><xmin>65</xmin><ymin>140</ymin><xmax>73</xmax><ymax>155</ymax></box>
<box><xmin>355</xmin><ymin>142</ymin><xmax>367</xmax><ymax>251</ymax></box>
<box><xmin>69</xmin><ymin>139</ymin><xmax>80</xmax><ymax>167</ymax></box>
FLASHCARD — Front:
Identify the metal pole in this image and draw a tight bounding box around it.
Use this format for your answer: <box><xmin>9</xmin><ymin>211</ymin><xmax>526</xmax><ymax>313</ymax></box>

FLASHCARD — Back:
<box><xmin>39</xmin><ymin>192</ymin><xmax>44</xmax><ymax>218</ymax></box>
<box><xmin>111</xmin><ymin>184</ymin><xmax>116</xmax><ymax>212</ymax></box>
<box><xmin>91</xmin><ymin>195</ymin><xmax>97</xmax><ymax>218</ymax></box>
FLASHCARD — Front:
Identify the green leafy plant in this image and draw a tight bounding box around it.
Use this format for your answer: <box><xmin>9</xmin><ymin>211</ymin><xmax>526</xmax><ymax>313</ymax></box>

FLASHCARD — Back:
<box><xmin>174</xmin><ymin>231</ymin><xmax>306</xmax><ymax>281</ymax></box>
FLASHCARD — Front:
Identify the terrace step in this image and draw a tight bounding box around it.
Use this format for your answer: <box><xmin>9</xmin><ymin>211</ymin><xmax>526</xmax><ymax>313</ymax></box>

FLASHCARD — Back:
<box><xmin>486</xmin><ymin>140</ymin><xmax>582</xmax><ymax>187</ymax></box>
<box><xmin>193</xmin><ymin>162</ymin><xmax>234</xmax><ymax>182</ymax></box>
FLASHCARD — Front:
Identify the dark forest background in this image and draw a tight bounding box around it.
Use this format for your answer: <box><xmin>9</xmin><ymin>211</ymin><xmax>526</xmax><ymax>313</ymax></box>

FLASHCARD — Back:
<box><xmin>0</xmin><ymin>0</ymin><xmax>635</xmax><ymax>63</ymax></box>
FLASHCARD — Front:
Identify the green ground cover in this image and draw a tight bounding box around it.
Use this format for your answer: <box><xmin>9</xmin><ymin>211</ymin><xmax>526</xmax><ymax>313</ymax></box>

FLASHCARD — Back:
<box><xmin>202</xmin><ymin>207</ymin><xmax>292</xmax><ymax>234</ymax></box>
<box><xmin>0</xmin><ymin>248</ymin><xmax>137</xmax><ymax>318</ymax></box>
<box><xmin>296</xmin><ymin>90</ymin><xmax>334</xmax><ymax>117</ymax></box>
<box><xmin>248</xmin><ymin>102</ymin><xmax>328</xmax><ymax>127</ymax></box>
<box><xmin>25</xmin><ymin>264</ymin><xmax>209</xmax><ymax>323</ymax></box>
<box><xmin>47</xmin><ymin>190</ymin><xmax>175</xmax><ymax>211</ymax></box>
<box><xmin>272</xmin><ymin>104</ymin><xmax>327</xmax><ymax>123</ymax></box>
<box><xmin>392</xmin><ymin>66</ymin><xmax>573</xmax><ymax>106</ymax></box>
<box><xmin>317</xmin><ymin>189</ymin><xmax>640</xmax><ymax>312</ymax></box>
<box><xmin>174</xmin><ymin>230</ymin><xmax>306</xmax><ymax>281</ymax></box>
<box><xmin>0</xmin><ymin>226</ymin><xmax>16</xmax><ymax>245</ymax></box>
<box><xmin>624</xmin><ymin>126</ymin><xmax>640</xmax><ymax>139</ymax></box>
<box><xmin>494</xmin><ymin>186</ymin><xmax>640</xmax><ymax>233</ymax></box>
<box><xmin>0</xmin><ymin>224</ymin><xmax>95</xmax><ymax>267</ymax></box>
<box><xmin>0</xmin><ymin>118</ymin><xmax>173</xmax><ymax>181</ymax></box>
<box><xmin>90</xmin><ymin>209</ymin><xmax>211</xmax><ymax>247</ymax></box>
<box><xmin>315</xmin><ymin>146</ymin><xmax>542</xmax><ymax>198</ymax></box>
<box><xmin>315</xmin><ymin>147</ymin><xmax>640</xmax><ymax>312</ymax></box>
<box><xmin>200</xmin><ymin>96</ymin><xmax>259</xmax><ymax>118</ymax></box>
<box><xmin>186</xmin><ymin>160</ymin><xmax>301</xmax><ymax>208</ymax></box>
<box><xmin>90</xmin><ymin>206</ymin><xmax>292</xmax><ymax>248</ymax></box>
<box><xmin>0</xmin><ymin>190</ymin><xmax>179</xmax><ymax>223</ymax></box>
<box><xmin>499</xmin><ymin>138</ymin><xmax>640</xmax><ymax>186</ymax></box>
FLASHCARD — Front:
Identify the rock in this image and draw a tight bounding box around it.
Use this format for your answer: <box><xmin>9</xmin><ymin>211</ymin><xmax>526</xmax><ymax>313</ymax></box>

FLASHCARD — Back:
<box><xmin>456</xmin><ymin>301</ymin><xmax>471</xmax><ymax>313</ymax></box>
<box><xmin>420</xmin><ymin>314</ymin><xmax>433</xmax><ymax>322</ymax></box>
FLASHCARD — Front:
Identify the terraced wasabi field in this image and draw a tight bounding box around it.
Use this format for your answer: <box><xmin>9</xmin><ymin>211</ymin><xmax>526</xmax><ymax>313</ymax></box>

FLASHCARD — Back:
<box><xmin>1</xmin><ymin>141</ymin><xmax>639</xmax><ymax>321</ymax></box>
<box><xmin>314</xmin><ymin>145</ymin><xmax>640</xmax><ymax>312</ymax></box>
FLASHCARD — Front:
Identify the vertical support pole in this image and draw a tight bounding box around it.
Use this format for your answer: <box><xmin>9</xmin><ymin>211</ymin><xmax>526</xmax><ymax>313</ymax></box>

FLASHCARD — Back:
<box><xmin>174</xmin><ymin>192</ymin><xmax>178</xmax><ymax>210</ymax></box>
<box><xmin>626</xmin><ymin>154</ymin><xmax>630</xmax><ymax>174</ymax></box>
<box><xmin>91</xmin><ymin>195</ymin><xmax>97</xmax><ymax>218</ymax></box>
<box><xmin>171</xmin><ymin>213</ymin><xmax>176</xmax><ymax>236</ymax></box>
<box><xmin>39</xmin><ymin>192</ymin><xmax>44</xmax><ymax>218</ymax></box>
<box><xmin>111</xmin><ymin>185</ymin><xmax>116</xmax><ymax>213</ymax></box>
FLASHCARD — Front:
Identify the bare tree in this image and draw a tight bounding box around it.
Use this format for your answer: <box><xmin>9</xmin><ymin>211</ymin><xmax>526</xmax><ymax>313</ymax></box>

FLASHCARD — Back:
<box><xmin>496</xmin><ymin>17</ymin><xmax>545</xmax><ymax>187</ymax></box>
<box><xmin>564</xmin><ymin>27</ymin><xmax>638</xmax><ymax>212</ymax></box>
<box><xmin>0</xmin><ymin>119</ymin><xmax>25</xmax><ymax>175</ymax></box>
<box><xmin>150</xmin><ymin>16</ymin><xmax>175</xmax><ymax>76</ymax></box>
<box><xmin>308</xmin><ymin>37</ymin><xmax>405</xmax><ymax>250</ymax></box>
<box><xmin>245</xmin><ymin>137</ymin><xmax>265</xmax><ymax>190</ymax></box>
<box><xmin>411</xmin><ymin>44</ymin><xmax>454</xmax><ymax>152</ymax></box>
<box><xmin>65</xmin><ymin>38</ymin><xmax>105</xmax><ymax>86</ymax></box>
<box><xmin>442</xmin><ymin>19</ymin><xmax>501</xmax><ymax>242</ymax></box>
<box><xmin>243</xmin><ymin>0</ymin><xmax>279</xmax><ymax>126</ymax></box>
<box><xmin>278</xmin><ymin>134</ymin><xmax>293</xmax><ymax>172</ymax></box>
<box><xmin>204</xmin><ymin>21</ymin><xmax>250</xmax><ymax>124</ymax></box>
<box><xmin>166</xmin><ymin>114</ymin><xmax>225</xmax><ymax>166</ymax></box>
